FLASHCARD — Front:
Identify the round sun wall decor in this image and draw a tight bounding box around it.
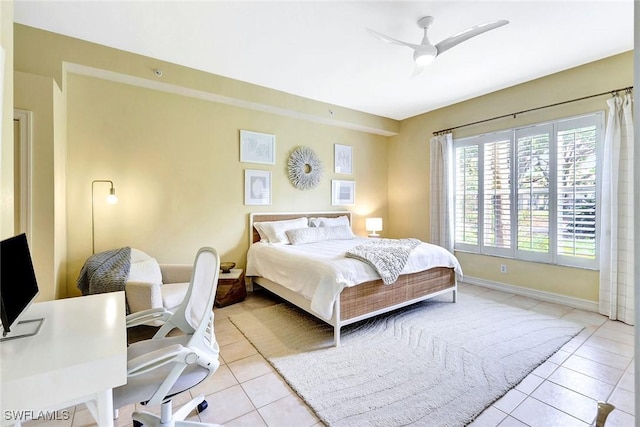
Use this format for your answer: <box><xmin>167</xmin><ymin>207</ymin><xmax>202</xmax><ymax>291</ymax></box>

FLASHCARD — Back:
<box><xmin>287</xmin><ymin>146</ymin><xmax>323</xmax><ymax>190</ymax></box>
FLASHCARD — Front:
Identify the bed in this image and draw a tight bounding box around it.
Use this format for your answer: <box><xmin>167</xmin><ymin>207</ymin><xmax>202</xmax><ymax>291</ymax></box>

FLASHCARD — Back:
<box><xmin>246</xmin><ymin>211</ymin><xmax>463</xmax><ymax>346</ymax></box>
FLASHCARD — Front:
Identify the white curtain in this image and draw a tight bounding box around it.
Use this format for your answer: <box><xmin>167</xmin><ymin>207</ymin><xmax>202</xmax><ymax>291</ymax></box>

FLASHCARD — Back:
<box><xmin>599</xmin><ymin>92</ymin><xmax>634</xmax><ymax>325</ymax></box>
<box><xmin>429</xmin><ymin>133</ymin><xmax>454</xmax><ymax>252</ymax></box>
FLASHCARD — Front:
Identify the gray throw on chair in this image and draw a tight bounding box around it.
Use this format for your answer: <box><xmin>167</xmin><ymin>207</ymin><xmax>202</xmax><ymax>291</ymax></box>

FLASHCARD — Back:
<box><xmin>77</xmin><ymin>247</ymin><xmax>131</xmax><ymax>296</ymax></box>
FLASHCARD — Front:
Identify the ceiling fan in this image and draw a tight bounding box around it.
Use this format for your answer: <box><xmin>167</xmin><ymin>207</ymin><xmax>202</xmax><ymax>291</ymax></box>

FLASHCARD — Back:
<box><xmin>367</xmin><ymin>16</ymin><xmax>509</xmax><ymax>76</ymax></box>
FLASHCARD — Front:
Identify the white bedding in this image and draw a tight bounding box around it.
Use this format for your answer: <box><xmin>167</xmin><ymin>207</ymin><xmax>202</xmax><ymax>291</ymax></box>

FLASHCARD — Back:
<box><xmin>246</xmin><ymin>238</ymin><xmax>463</xmax><ymax>320</ymax></box>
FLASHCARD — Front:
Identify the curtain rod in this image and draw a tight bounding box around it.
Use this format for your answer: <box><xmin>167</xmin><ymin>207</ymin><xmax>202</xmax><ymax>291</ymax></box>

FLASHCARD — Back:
<box><xmin>432</xmin><ymin>85</ymin><xmax>633</xmax><ymax>136</ymax></box>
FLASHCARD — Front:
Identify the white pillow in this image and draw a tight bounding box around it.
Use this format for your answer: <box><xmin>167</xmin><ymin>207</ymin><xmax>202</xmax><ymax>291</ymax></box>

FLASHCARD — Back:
<box><xmin>253</xmin><ymin>223</ymin><xmax>269</xmax><ymax>242</ymax></box>
<box><xmin>309</xmin><ymin>215</ymin><xmax>350</xmax><ymax>227</ymax></box>
<box><xmin>253</xmin><ymin>217</ymin><xmax>309</xmax><ymax>245</ymax></box>
<box><xmin>286</xmin><ymin>225</ymin><xmax>355</xmax><ymax>245</ymax></box>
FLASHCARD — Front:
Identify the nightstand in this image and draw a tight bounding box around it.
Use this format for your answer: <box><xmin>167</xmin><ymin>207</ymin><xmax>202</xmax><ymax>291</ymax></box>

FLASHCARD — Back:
<box><xmin>215</xmin><ymin>268</ymin><xmax>246</xmax><ymax>307</ymax></box>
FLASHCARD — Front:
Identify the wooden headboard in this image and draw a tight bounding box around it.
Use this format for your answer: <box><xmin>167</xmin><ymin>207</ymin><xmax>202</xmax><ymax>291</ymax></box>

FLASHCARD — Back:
<box><xmin>249</xmin><ymin>211</ymin><xmax>352</xmax><ymax>245</ymax></box>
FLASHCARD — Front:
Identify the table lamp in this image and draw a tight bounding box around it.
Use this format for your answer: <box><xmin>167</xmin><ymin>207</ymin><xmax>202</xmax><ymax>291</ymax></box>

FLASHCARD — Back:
<box><xmin>365</xmin><ymin>217</ymin><xmax>383</xmax><ymax>237</ymax></box>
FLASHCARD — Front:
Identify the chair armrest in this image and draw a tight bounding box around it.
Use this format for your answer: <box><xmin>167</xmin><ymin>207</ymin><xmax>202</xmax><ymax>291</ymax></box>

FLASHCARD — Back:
<box><xmin>125</xmin><ymin>281</ymin><xmax>163</xmax><ymax>313</ymax></box>
<box><xmin>127</xmin><ymin>344</ymin><xmax>194</xmax><ymax>377</ymax></box>
<box><xmin>191</xmin><ymin>346</ymin><xmax>220</xmax><ymax>369</ymax></box>
<box><xmin>126</xmin><ymin>308</ymin><xmax>173</xmax><ymax>328</ymax></box>
<box><xmin>160</xmin><ymin>264</ymin><xmax>193</xmax><ymax>284</ymax></box>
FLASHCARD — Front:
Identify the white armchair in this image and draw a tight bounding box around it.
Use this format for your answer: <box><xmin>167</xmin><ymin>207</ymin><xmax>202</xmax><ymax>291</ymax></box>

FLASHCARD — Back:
<box><xmin>125</xmin><ymin>249</ymin><xmax>194</xmax><ymax>318</ymax></box>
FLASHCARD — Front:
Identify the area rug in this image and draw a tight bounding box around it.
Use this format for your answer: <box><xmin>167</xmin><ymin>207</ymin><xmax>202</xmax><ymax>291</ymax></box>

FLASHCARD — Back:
<box><xmin>229</xmin><ymin>295</ymin><xmax>583</xmax><ymax>427</ymax></box>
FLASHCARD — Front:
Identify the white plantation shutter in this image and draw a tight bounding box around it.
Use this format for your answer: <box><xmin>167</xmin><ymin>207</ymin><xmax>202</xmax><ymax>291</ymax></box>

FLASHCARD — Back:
<box><xmin>482</xmin><ymin>132</ymin><xmax>512</xmax><ymax>256</ymax></box>
<box><xmin>556</xmin><ymin>117</ymin><xmax>599</xmax><ymax>266</ymax></box>
<box><xmin>453</xmin><ymin>112</ymin><xmax>601</xmax><ymax>269</ymax></box>
<box><xmin>515</xmin><ymin>124</ymin><xmax>552</xmax><ymax>263</ymax></box>
<box><xmin>454</xmin><ymin>140</ymin><xmax>479</xmax><ymax>251</ymax></box>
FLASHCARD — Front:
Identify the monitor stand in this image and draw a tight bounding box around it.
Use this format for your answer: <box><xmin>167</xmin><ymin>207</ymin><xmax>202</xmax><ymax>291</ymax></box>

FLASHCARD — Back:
<box><xmin>0</xmin><ymin>317</ymin><xmax>44</xmax><ymax>342</ymax></box>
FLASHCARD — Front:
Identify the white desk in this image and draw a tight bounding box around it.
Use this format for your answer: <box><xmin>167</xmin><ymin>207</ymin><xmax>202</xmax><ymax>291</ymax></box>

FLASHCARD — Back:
<box><xmin>1</xmin><ymin>292</ymin><xmax>127</xmax><ymax>427</ymax></box>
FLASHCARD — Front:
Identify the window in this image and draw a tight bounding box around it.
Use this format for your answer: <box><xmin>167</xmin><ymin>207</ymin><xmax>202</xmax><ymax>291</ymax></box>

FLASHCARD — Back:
<box><xmin>453</xmin><ymin>113</ymin><xmax>602</xmax><ymax>268</ymax></box>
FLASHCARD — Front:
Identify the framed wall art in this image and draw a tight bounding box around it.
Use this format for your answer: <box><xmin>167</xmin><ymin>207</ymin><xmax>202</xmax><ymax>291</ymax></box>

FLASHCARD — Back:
<box><xmin>334</xmin><ymin>144</ymin><xmax>352</xmax><ymax>174</ymax></box>
<box><xmin>245</xmin><ymin>169</ymin><xmax>271</xmax><ymax>205</ymax></box>
<box><xmin>240</xmin><ymin>130</ymin><xmax>276</xmax><ymax>165</ymax></box>
<box><xmin>332</xmin><ymin>180</ymin><xmax>355</xmax><ymax>206</ymax></box>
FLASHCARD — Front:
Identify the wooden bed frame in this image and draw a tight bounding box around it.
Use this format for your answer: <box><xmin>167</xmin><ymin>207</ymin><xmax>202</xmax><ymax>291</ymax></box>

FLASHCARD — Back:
<box><xmin>248</xmin><ymin>211</ymin><xmax>457</xmax><ymax>346</ymax></box>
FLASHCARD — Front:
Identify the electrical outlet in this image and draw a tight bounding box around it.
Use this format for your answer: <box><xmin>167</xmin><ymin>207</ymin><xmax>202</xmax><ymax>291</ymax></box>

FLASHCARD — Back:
<box><xmin>500</xmin><ymin>264</ymin><xmax>507</xmax><ymax>274</ymax></box>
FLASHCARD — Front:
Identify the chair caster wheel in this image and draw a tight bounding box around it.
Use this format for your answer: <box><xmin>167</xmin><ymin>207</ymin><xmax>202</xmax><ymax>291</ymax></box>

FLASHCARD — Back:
<box><xmin>133</xmin><ymin>421</ymin><xmax>143</xmax><ymax>427</ymax></box>
<box><xmin>197</xmin><ymin>399</ymin><xmax>208</xmax><ymax>413</ymax></box>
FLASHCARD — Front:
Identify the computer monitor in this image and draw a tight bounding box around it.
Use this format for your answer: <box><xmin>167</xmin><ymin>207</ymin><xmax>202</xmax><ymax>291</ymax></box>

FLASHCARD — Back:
<box><xmin>0</xmin><ymin>233</ymin><xmax>42</xmax><ymax>340</ymax></box>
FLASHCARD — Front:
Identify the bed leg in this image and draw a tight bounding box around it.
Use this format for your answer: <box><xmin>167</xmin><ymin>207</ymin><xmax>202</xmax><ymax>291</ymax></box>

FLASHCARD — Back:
<box><xmin>333</xmin><ymin>298</ymin><xmax>341</xmax><ymax>347</ymax></box>
<box><xmin>452</xmin><ymin>288</ymin><xmax>457</xmax><ymax>303</ymax></box>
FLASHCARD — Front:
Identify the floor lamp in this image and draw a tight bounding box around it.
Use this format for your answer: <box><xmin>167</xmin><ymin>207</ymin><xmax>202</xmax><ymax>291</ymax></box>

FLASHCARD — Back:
<box><xmin>91</xmin><ymin>180</ymin><xmax>118</xmax><ymax>254</ymax></box>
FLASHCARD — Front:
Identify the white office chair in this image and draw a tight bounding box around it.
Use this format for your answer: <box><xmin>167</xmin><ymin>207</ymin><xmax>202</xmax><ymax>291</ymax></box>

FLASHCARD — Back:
<box><xmin>113</xmin><ymin>247</ymin><xmax>222</xmax><ymax>427</ymax></box>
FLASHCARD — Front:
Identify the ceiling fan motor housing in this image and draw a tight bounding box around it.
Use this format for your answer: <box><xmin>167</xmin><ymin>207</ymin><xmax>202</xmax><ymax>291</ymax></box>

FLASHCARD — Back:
<box><xmin>417</xmin><ymin>16</ymin><xmax>434</xmax><ymax>29</ymax></box>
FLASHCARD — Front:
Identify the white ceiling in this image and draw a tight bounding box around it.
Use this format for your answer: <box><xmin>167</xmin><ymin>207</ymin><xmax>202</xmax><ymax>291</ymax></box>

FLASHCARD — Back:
<box><xmin>14</xmin><ymin>1</ymin><xmax>634</xmax><ymax>121</ymax></box>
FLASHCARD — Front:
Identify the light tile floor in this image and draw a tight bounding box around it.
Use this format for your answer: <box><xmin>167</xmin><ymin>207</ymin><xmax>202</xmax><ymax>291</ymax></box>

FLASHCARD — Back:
<box><xmin>25</xmin><ymin>282</ymin><xmax>635</xmax><ymax>427</ymax></box>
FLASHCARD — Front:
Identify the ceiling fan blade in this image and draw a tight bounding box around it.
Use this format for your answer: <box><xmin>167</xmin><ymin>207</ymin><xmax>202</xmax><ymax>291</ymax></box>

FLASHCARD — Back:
<box><xmin>435</xmin><ymin>19</ymin><xmax>508</xmax><ymax>55</ymax></box>
<box><xmin>366</xmin><ymin>28</ymin><xmax>420</xmax><ymax>49</ymax></box>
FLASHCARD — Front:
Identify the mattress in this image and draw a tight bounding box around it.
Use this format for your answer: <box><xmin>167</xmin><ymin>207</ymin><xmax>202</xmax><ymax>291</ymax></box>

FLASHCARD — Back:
<box><xmin>246</xmin><ymin>237</ymin><xmax>463</xmax><ymax>320</ymax></box>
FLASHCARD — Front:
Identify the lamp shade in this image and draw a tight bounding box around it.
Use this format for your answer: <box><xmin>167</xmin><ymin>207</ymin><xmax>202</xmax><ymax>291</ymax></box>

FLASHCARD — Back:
<box><xmin>366</xmin><ymin>217</ymin><xmax>383</xmax><ymax>237</ymax></box>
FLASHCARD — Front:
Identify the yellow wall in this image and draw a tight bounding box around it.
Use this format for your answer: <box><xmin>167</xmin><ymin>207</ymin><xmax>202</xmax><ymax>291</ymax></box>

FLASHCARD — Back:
<box><xmin>13</xmin><ymin>71</ymin><xmax>66</xmax><ymax>301</ymax></box>
<box><xmin>14</xmin><ymin>24</ymin><xmax>398</xmax><ymax>138</ymax></box>
<box><xmin>53</xmin><ymin>76</ymin><xmax>67</xmax><ymax>299</ymax></box>
<box><xmin>14</xmin><ymin>24</ymin><xmax>389</xmax><ymax>299</ymax></box>
<box><xmin>64</xmin><ymin>74</ymin><xmax>388</xmax><ymax>297</ymax></box>
<box><xmin>1</xmin><ymin>1</ymin><xmax>13</xmax><ymax>238</ymax></box>
<box><xmin>388</xmin><ymin>51</ymin><xmax>634</xmax><ymax>302</ymax></box>
<box><xmin>12</xmin><ymin>22</ymin><xmax>634</xmax><ymax>305</ymax></box>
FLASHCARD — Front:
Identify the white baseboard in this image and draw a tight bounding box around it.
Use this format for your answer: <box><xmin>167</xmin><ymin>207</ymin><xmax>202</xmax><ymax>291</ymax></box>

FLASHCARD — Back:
<box><xmin>462</xmin><ymin>276</ymin><xmax>599</xmax><ymax>313</ymax></box>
